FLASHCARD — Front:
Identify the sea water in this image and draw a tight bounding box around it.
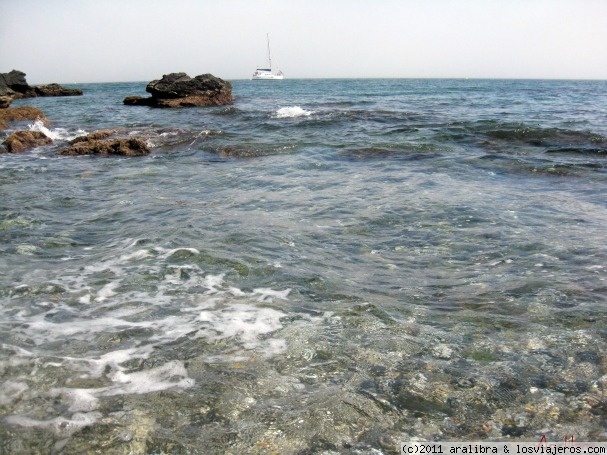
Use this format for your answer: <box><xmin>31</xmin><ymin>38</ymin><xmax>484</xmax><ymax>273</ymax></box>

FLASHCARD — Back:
<box><xmin>1</xmin><ymin>79</ymin><xmax>607</xmax><ymax>453</ymax></box>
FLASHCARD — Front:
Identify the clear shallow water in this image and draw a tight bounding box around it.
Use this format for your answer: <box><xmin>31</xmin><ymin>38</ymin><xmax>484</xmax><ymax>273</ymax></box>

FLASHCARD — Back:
<box><xmin>1</xmin><ymin>79</ymin><xmax>607</xmax><ymax>453</ymax></box>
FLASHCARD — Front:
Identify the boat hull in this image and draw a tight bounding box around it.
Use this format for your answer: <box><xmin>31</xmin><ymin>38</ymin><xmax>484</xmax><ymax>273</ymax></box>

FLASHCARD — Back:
<box><xmin>252</xmin><ymin>71</ymin><xmax>284</xmax><ymax>80</ymax></box>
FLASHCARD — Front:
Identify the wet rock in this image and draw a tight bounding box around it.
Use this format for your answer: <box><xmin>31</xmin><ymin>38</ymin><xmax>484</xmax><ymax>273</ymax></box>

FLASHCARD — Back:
<box><xmin>1</xmin><ymin>130</ymin><xmax>52</xmax><ymax>153</ymax></box>
<box><xmin>554</xmin><ymin>381</ymin><xmax>589</xmax><ymax>395</ymax></box>
<box><xmin>69</xmin><ymin>129</ymin><xmax>115</xmax><ymax>143</ymax></box>
<box><xmin>451</xmin><ymin>377</ymin><xmax>477</xmax><ymax>389</ymax></box>
<box><xmin>394</xmin><ymin>390</ymin><xmax>452</xmax><ymax>416</ymax></box>
<box><xmin>59</xmin><ymin>131</ymin><xmax>150</xmax><ymax>156</ymax></box>
<box><xmin>575</xmin><ymin>351</ymin><xmax>600</xmax><ymax>363</ymax></box>
<box><xmin>59</xmin><ymin>138</ymin><xmax>149</xmax><ymax>157</ymax></box>
<box><xmin>297</xmin><ymin>436</ymin><xmax>339</xmax><ymax>454</ymax></box>
<box><xmin>123</xmin><ymin>96</ymin><xmax>154</xmax><ymax>106</ymax></box>
<box><xmin>123</xmin><ymin>72</ymin><xmax>232</xmax><ymax>108</ymax></box>
<box><xmin>0</xmin><ymin>106</ymin><xmax>47</xmax><ymax>131</ymax></box>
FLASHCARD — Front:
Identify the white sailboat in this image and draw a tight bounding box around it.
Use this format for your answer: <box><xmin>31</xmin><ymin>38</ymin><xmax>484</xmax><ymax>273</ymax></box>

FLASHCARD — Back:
<box><xmin>252</xmin><ymin>34</ymin><xmax>284</xmax><ymax>80</ymax></box>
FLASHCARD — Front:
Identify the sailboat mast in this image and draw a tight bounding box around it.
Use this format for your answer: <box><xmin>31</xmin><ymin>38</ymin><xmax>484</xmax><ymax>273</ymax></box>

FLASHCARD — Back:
<box><xmin>266</xmin><ymin>33</ymin><xmax>272</xmax><ymax>70</ymax></box>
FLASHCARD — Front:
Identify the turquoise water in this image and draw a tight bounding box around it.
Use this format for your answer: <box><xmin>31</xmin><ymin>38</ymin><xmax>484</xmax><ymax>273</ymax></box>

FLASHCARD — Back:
<box><xmin>1</xmin><ymin>79</ymin><xmax>607</xmax><ymax>453</ymax></box>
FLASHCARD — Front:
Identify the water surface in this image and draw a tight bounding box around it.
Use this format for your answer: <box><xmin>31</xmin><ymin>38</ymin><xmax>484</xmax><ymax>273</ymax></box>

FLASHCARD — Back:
<box><xmin>1</xmin><ymin>79</ymin><xmax>607</xmax><ymax>453</ymax></box>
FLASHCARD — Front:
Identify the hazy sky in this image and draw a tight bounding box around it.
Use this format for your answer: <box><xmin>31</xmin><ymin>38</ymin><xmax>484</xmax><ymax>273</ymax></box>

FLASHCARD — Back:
<box><xmin>1</xmin><ymin>0</ymin><xmax>606</xmax><ymax>83</ymax></box>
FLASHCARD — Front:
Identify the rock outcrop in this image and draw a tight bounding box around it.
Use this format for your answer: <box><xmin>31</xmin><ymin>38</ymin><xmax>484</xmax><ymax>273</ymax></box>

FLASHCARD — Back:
<box><xmin>34</xmin><ymin>83</ymin><xmax>83</xmax><ymax>97</ymax></box>
<box><xmin>0</xmin><ymin>70</ymin><xmax>82</xmax><ymax>99</ymax></box>
<box><xmin>59</xmin><ymin>131</ymin><xmax>150</xmax><ymax>156</ymax></box>
<box><xmin>1</xmin><ymin>130</ymin><xmax>52</xmax><ymax>153</ymax></box>
<box><xmin>0</xmin><ymin>96</ymin><xmax>12</xmax><ymax>108</ymax></box>
<box><xmin>0</xmin><ymin>106</ymin><xmax>47</xmax><ymax>131</ymax></box>
<box><xmin>0</xmin><ymin>70</ymin><xmax>34</xmax><ymax>98</ymax></box>
<box><xmin>123</xmin><ymin>72</ymin><xmax>232</xmax><ymax>107</ymax></box>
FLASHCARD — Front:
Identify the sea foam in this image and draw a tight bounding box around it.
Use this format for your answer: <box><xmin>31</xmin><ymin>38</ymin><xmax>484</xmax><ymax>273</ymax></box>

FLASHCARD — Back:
<box><xmin>274</xmin><ymin>106</ymin><xmax>313</xmax><ymax>118</ymax></box>
<box><xmin>28</xmin><ymin>119</ymin><xmax>86</xmax><ymax>141</ymax></box>
<box><xmin>1</xmin><ymin>240</ymin><xmax>294</xmax><ymax>434</ymax></box>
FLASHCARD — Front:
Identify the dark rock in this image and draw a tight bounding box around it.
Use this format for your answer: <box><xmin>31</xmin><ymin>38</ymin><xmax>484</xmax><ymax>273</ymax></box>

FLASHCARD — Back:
<box><xmin>146</xmin><ymin>72</ymin><xmax>227</xmax><ymax>99</ymax></box>
<box><xmin>0</xmin><ymin>75</ymin><xmax>11</xmax><ymax>98</ymax></box>
<box><xmin>297</xmin><ymin>436</ymin><xmax>339</xmax><ymax>455</ymax></box>
<box><xmin>123</xmin><ymin>96</ymin><xmax>154</xmax><ymax>106</ymax></box>
<box><xmin>0</xmin><ymin>70</ymin><xmax>82</xmax><ymax>99</ymax></box>
<box><xmin>502</xmin><ymin>424</ymin><xmax>527</xmax><ymax>437</ymax></box>
<box><xmin>575</xmin><ymin>351</ymin><xmax>600</xmax><ymax>363</ymax></box>
<box><xmin>124</xmin><ymin>72</ymin><xmax>232</xmax><ymax>108</ymax></box>
<box><xmin>34</xmin><ymin>83</ymin><xmax>83</xmax><ymax>97</ymax></box>
<box><xmin>2</xmin><ymin>130</ymin><xmax>52</xmax><ymax>153</ymax></box>
<box><xmin>0</xmin><ymin>70</ymin><xmax>32</xmax><ymax>97</ymax></box>
<box><xmin>59</xmin><ymin>131</ymin><xmax>149</xmax><ymax>156</ymax></box>
<box><xmin>1</xmin><ymin>70</ymin><xmax>28</xmax><ymax>90</ymax></box>
<box><xmin>0</xmin><ymin>106</ymin><xmax>47</xmax><ymax>131</ymax></box>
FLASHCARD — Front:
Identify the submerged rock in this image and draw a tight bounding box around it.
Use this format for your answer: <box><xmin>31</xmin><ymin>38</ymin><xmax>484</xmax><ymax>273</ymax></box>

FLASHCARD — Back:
<box><xmin>1</xmin><ymin>130</ymin><xmax>52</xmax><ymax>153</ymax></box>
<box><xmin>59</xmin><ymin>131</ymin><xmax>150</xmax><ymax>156</ymax></box>
<box><xmin>123</xmin><ymin>72</ymin><xmax>232</xmax><ymax>108</ymax></box>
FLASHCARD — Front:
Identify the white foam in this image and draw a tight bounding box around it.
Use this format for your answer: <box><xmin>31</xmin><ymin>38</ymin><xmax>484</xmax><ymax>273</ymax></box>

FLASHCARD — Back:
<box><xmin>5</xmin><ymin>412</ymin><xmax>102</xmax><ymax>438</ymax></box>
<box><xmin>81</xmin><ymin>345</ymin><xmax>155</xmax><ymax>377</ymax></box>
<box><xmin>158</xmin><ymin>246</ymin><xmax>200</xmax><ymax>258</ymax></box>
<box><xmin>198</xmin><ymin>303</ymin><xmax>285</xmax><ymax>350</ymax></box>
<box><xmin>54</xmin><ymin>388</ymin><xmax>100</xmax><ymax>412</ymax></box>
<box><xmin>119</xmin><ymin>249</ymin><xmax>151</xmax><ymax>261</ymax></box>
<box><xmin>40</xmin><ymin>359</ymin><xmax>193</xmax><ymax>417</ymax></box>
<box><xmin>104</xmin><ymin>360</ymin><xmax>194</xmax><ymax>394</ymax></box>
<box><xmin>228</xmin><ymin>286</ymin><xmax>247</xmax><ymax>297</ymax></box>
<box><xmin>28</xmin><ymin>119</ymin><xmax>86</xmax><ymax>141</ymax></box>
<box><xmin>2</xmin><ymin>343</ymin><xmax>34</xmax><ymax>357</ymax></box>
<box><xmin>274</xmin><ymin>106</ymin><xmax>313</xmax><ymax>118</ymax></box>
<box><xmin>95</xmin><ymin>282</ymin><xmax>118</xmax><ymax>302</ymax></box>
<box><xmin>29</xmin><ymin>316</ymin><xmax>155</xmax><ymax>342</ymax></box>
<box><xmin>203</xmin><ymin>273</ymin><xmax>225</xmax><ymax>293</ymax></box>
<box><xmin>2</xmin><ymin>242</ymin><xmax>292</xmax><ymax>431</ymax></box>
<box><xmin>253</xmin><ymin>287</ymin><xmax>291</xmax><ymax>302</ymax></box>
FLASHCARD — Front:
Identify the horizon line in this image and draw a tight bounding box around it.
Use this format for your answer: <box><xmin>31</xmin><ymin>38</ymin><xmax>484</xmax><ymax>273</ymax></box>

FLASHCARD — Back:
<box><xmin>33</xmin><ymin>76</ymin><xmax>607</xmax><ymax>85</ymax></box>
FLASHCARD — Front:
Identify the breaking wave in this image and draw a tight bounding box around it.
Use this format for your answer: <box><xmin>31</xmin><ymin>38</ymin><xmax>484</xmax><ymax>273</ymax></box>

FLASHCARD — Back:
<box><xmin>28</xmin><ymin>119</ymin><xmax>86</xmax><ymax>141</ymax></box>
<box><xmin>274</xmin><ymin>106</ymin><xmax>314</xmax><ymax>118</ymax></box>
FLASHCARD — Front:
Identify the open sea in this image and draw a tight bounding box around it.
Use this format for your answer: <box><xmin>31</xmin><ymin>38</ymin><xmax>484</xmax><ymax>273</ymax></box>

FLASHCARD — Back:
<box><xmin>1</xmin><ymin>78</ymin><xmax>607</xmax><ymax>454</ymax></box>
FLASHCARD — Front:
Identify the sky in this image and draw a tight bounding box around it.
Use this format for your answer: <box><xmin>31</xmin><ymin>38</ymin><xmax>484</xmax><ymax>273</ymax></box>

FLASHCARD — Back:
<box><xmin>1</xmin><ymin>0</ymin><xmax>606</xmax><ymax>84</ymax></box>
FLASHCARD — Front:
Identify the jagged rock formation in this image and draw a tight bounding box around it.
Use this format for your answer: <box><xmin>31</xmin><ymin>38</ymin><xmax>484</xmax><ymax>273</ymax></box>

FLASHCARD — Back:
<box><xmin>123</xmin><ymin>72</ymin><xmax>232</xmax><ymax>108</ymax></box>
